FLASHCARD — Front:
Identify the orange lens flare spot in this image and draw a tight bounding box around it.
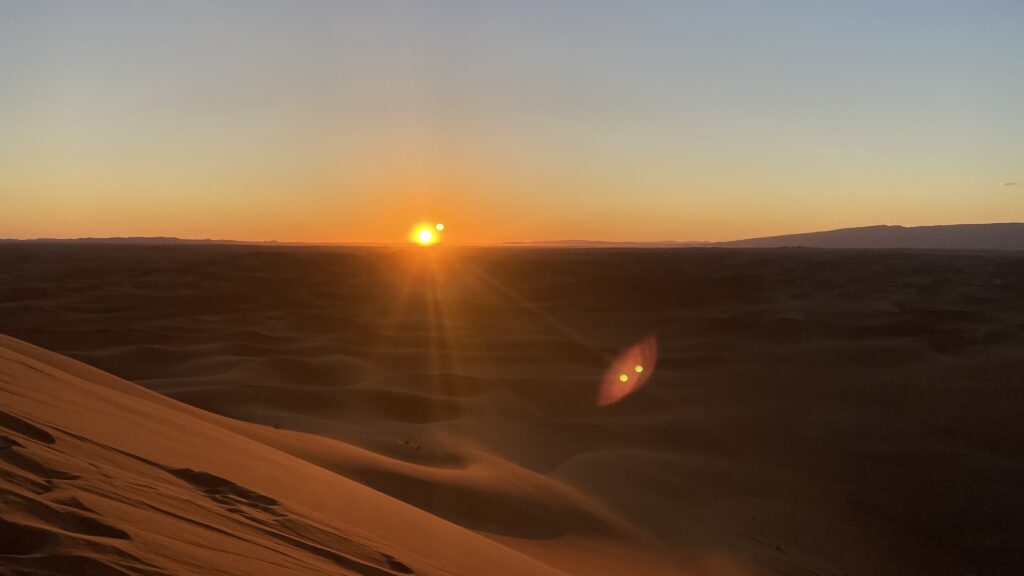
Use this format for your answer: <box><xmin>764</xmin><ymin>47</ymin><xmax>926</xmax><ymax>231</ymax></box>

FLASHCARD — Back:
<box><xmin>597</xmin><ymin>336</ymin><xmax>657</xmax><ymax>407</ymax></box>
<box><xmin>435</xmin><ymin>223</ymin><xmax>445</xmax><ymax>231</ymax></box>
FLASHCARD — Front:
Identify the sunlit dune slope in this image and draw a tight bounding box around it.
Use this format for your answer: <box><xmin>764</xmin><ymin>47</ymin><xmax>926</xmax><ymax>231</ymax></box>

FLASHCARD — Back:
<box><xmin>0</xmin><ymin>334</ymin><xmax>578</xmax><ymax>576</ymax></box>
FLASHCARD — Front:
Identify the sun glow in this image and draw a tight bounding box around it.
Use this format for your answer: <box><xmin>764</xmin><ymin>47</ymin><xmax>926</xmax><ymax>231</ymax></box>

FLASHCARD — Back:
<box><xmin>417</xmin><ymin>228</ymin><xmax>436</xmax><ymax>245</ymax></box>
<box><xmin>411</xmin><ymin>223</ymin><xmax>444</xmax><ymax>246</ymax></box>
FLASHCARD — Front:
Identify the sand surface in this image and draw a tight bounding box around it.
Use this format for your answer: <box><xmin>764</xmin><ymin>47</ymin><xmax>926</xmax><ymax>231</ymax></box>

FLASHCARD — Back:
<box><xmin>1</xmin><ymin>244</ymin><xmax>1022</xmax><ymax>575</ymax></box>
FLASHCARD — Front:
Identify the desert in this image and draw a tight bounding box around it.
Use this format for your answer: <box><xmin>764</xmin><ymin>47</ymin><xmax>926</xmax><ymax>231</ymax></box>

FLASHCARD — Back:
<box><xmin>2</xmin><ymin>243</ymin><xmax>1022</xmax><ymax>575</ymax></box>
<box><xmin>4</xmin><ymin>3</ymin><xmax>1023</xmax><ymax>572</ymax></box>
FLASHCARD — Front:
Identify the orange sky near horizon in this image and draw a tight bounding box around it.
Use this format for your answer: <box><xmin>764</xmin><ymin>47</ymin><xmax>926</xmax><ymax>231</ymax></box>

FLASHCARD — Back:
<box><xmin>2</xmin><ymin>2</ymin><xmax>1022</xmax><ymax>244</ymax></box>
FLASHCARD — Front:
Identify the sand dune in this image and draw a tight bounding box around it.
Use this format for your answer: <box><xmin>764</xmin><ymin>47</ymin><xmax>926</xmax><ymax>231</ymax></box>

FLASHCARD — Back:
<box><xmin>2</xmin><ymin>245</ymin><xmax>1023</xmax><ymax>575</ymax></box>
<box><xmin>0</xmin><ymin>335</ymin><xmax>585</xmax><ymax>576</ymax></box>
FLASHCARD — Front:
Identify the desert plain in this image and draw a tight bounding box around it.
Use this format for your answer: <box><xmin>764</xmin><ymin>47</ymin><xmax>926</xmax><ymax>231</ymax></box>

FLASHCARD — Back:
<box><xmin>1</xmin><ymin>244</ymin><xmax>1022</xmax><ymax>575</ymax></box>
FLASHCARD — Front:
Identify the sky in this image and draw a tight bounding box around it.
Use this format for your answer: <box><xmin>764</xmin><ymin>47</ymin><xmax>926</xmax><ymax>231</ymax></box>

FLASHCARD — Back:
<box><xmin>2</xmin><ymin>0</ymin><xmax>1022</xmax><ymax>243</ymax></box>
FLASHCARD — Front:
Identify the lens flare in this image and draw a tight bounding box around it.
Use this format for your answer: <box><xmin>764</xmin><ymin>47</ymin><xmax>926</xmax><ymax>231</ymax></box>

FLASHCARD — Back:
<box><xmin>435</xmin><ymin>223</ymin><xmax>445</xmax><ymax>231</ymax></box>
<box><xmin>598</xmin><ymin>336</ymin><xmax>657</xmax><ymax>407</ymax></box>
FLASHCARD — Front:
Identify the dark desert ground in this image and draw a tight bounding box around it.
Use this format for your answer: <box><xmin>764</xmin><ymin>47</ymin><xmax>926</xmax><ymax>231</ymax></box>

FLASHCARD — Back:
<box><xmin>1</xmin><ymin>243</ymin><xmax>1022</xmax><ymax>576</ymax></box>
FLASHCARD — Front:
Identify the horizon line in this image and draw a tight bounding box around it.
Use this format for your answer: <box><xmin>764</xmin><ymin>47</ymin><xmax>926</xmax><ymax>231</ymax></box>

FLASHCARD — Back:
<box><xmin>3</xmin><ymin>222</ymin><xmax>1023</xmax><ymax>247</ymax></box>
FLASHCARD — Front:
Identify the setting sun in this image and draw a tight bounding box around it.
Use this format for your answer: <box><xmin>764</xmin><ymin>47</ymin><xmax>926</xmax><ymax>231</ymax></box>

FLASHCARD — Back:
<box><xmin>412</xmin><ymin>223</ymin><xmax>443</xmax><ymax>246</ymax></box>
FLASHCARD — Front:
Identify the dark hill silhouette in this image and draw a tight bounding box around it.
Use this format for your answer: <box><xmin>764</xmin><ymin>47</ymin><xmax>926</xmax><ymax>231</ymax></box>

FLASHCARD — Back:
<box><xmin>719</xmin><ymin>223</ymin><xmax>1024</xmax><ymax>250</ymax></box>
<box><xmin>506</xmin><ymin>223</ymin><xmax>1024</xmax><ymax>249</ymax></box>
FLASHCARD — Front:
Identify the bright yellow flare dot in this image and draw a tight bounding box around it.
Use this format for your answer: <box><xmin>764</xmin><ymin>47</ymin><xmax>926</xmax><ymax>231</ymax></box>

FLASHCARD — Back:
<box><xmin>435</xmin><ymin>223</ymin><xmax>445</xmax><ymax>231</ymax></box>
<box><xmin>415</xmin><ymin>228</ymin><xmax>436</xmax><ymax>245</ymax></box>
<box><xmin>634</xmin><ymin>364</ymin><xmax>644</xmax><ymax>373</ymax></box>
<box><xmin>618</xmin><ymin>374</ymin><xmax>629</xmax><ymax>382</ymax></box>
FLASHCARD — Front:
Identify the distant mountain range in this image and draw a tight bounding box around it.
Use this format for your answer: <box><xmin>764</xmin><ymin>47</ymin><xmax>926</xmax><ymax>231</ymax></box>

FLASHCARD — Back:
<box><xmin>0</xmin><ymin>236</ymin><xmax>262</xmax><ymax>245</ymax></box>
<box><xmin>503</xmin><ymin>239</ymin><xmax>708</xmax><ymax>248</ymax></box>
<box><xmin>715</xmin><ymin>223</ymin><xmax>1024</xmax><ymax>250</ymax></box>
<box><xmin>510</xmin><ymin>224</ymin><xmax>1024</xmax><ymax>250</ymax></box>
<box><xmin>0</xmin><ymin>237</ymin><xmax>382</xmax><ymax>247</ymax></box>
<box><xmin>4</xmin><ymin>223</ymin><xmax>1024</xmax><ymax>250</ymax></box>
<box><xmin>720</xmin><ymin>222</ymin><xmax>1024</xmax><ymax>249</ymax></box>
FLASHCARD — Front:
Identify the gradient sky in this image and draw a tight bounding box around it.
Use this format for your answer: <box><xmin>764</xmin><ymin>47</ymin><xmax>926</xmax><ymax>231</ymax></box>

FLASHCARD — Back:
<box><xmin>2</xmin><ymin>0</ymin><xmax>1022</xmax><ymax>243</ymax></box>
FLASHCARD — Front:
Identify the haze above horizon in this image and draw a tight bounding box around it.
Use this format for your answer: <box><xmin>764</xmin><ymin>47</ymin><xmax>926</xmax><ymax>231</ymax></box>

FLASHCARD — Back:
<box><xmin>2</xmin><ymin>1</ymin><xmax>1022</xmax><ymax>243</ymax></box>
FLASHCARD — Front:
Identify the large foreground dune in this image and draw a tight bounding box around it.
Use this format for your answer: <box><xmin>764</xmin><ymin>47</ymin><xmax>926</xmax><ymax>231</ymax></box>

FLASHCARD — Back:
<box><xmin>1</xmin><ymin>245</ymin><xmax>1023</xmax><ymax>575</ymax></box>
<box><xmin>1</xmin><ymin>334</ymin><xmax>586</xmax><ymax>576</ymax></box>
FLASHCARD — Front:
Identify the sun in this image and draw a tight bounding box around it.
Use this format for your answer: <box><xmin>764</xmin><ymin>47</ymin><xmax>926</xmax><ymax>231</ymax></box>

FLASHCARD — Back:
<box><xmin>417</xmin><ymin>228</ymin><xmax>436</xmax><ymax>245</ymax></box>
<box><xmin>411</xmin><ymin>223</ymin><xmax>443</xmax><ymax>246</ymax></box>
